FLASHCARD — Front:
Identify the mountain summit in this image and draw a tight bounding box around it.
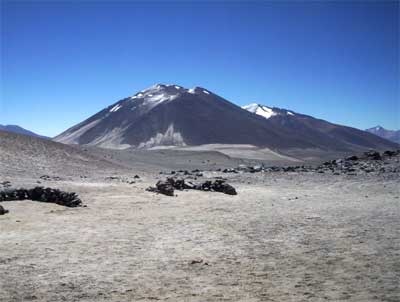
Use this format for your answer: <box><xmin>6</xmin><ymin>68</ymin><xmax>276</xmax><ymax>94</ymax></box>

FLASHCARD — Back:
<box><xmin>54</xmin><ymin>84</ymin><xmax>398</xmax><ymax>151</ymax></box>
<box><xmin>0</xmin><ymin>124</ymin><xmax>48</xmax><ymax>139</ymax></box>
<box><xmin>366</xmin><ymin>126</ymin><xmax>400</xmax><ymax>144</ymax></box>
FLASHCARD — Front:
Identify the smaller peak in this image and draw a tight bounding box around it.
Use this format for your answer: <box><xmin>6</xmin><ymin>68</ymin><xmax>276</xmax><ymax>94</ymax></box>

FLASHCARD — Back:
<box><xmin>243</xmin><ymin>103</ymin><xmax>260</xmax><ymax>108</ymax></box>
<box><xmin>367</xmin><ymin>125</ymin><xmax>384</xmax><ymax>131</ymax></box>
<box><xmin>243</xmin><ymin>103</ymin><xmax>271</xmax><ymax>111</ymax></box>
<box><xmin>242</xmin><ymin>103</ymin><xmax>277</xmax><ymax>119</ymax></box>
<box><xmin>188</xmin><ymin>86</ymin><xmax>211</xmax><ymax>95</ymax></box>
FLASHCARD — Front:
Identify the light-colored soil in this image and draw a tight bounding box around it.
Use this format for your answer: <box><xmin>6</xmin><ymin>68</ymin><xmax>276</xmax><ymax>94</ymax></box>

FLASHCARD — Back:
<box><xmin>1</xmin><ymin>173</ymin><xmax>399</xmax><ymax>302</ymax></box>
<box><xmin>1</xmin><ymin>131</ymin><xmax>399</xmax><ymax>301</ymax></box>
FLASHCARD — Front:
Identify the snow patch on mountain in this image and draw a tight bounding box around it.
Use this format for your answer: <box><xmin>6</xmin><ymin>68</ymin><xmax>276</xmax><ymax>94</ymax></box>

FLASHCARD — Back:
<box><xmin>242</xmin><ymin>103</ymin><xmax>277</xmax><ymax>119</ymax></box>
<box><xmin>138</xmin><ymin>124</ymin><xmax>186</xmax><ymax>149</ymax></box>
<box><xmin>110</xmin><ymin>104</ymin><xmax>122</xmax><ymax>112</ymax></box>
<box><xmin>243</xmin><ymin>103</ymin><xmax>296</xmax><ymax>119</ymax></box>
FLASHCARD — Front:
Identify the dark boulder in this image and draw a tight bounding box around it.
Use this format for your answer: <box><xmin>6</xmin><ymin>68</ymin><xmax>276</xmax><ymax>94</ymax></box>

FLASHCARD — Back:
<box><xmin>146</xmin><ymin>179</ymin><xmax>174</xmax><ymax>196</ymax></box>
<box><xmin>364</xmin><ymin>151</ymin><xmax>382</xmax><ymax>160</ymax></box>
<box><xmin>0</xmin><ymin>205</ymin><xmax>9</xmax><ymax>215</ymax></box>
<box><xmin>383</xmin><ymin>150</ymin><xmax>397</xmax><ymax>157</ymax></box>
<box><xmin>209</xmin><ymin>180</ymin><xmax>237</xmax><ymax>195</ymax></box>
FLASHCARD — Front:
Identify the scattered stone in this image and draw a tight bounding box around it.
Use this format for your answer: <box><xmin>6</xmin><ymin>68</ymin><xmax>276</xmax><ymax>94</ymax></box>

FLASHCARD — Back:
<box><xmin>363</xmin><ymin>151</ymin><xmax>382</xmax><ymax>160</ymax></box>
<box><xmin>383</xmin><ymin>150</ymin><xmax>398</xmax><ymax>157</ymax></box>
<box><xmin>0</xmin><ymin>205</ymin><xmax>9</xmax><ymax>215</ymax></box>
<box><xmin>105</xmin><ymin>176</ymin><xmax>137</xmax><ymax>184</ymax></box>
<box><xmin>0</xmin><ymin>181</ymin><xmax>12</xmax><ymax>188</ymax></box>
<box><xmin>39</xmin><ymin>175</ymin><xmax>62</xmax><ymax>181</ymax></box>
<box><xmin>215</xmin><ymin>149</ymin><xmax>399</xmax><ymax>176</ymax></box>
<box><xmin>146</xmin><ymin>180</ymin><xmax>175</xmax><ymax>196</ymax></box>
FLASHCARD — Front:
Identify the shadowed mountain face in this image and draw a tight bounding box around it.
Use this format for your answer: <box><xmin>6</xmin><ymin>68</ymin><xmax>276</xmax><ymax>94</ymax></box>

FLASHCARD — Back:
<box><xmin>366</xmin><ymin>126</ymin><xmax>400</xmax><ymax>144</ymax></box>
<box><xmin>54</xmin><ymin>84</ymin><xmax>311</xmax><ymax>150</ymax></box>
<box><xmin>243</xmin><ymin>104</ymin><xmax>398</xmax><ymax>152</ymax></box>
<box><xmin>54</xmin><ymin>84</ymin><xmax>398</xmax><ymax>151</ymax></box>
<box><xmin>0</xmin><ymin>124</ymin><xmax>48</xmax><ymax>139</ymax></box>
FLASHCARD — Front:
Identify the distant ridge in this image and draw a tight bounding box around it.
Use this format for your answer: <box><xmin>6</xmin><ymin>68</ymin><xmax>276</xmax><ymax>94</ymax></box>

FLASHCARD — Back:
<box><xmin>366</xmin><ymin>126</ymin><xmax>400</xmax><ymax>144</ymax></box>
<box><xmin>0</xmin><ymin>124</ymin><xmax>48</xmax><ymax>139</ymax></box>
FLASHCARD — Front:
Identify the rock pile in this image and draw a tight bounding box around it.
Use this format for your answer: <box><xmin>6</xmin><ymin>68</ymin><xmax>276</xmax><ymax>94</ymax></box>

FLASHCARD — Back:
<box><xmin>160</xmin><ymin>169</ymin><xmax>204</xmax><ymax>177</ymax></box>
<box><xmin>147</xmin><ymin>178</ymin><xmax>237</xmax><ymax>196</ymax></box>
<box><xmin>0</xmin><ymin>187</ymin><xmax>82</xmax><ymax>207</ymax></box>
<box><xmin>105</xmin><ymin>176</ymin><xmax>139</xmax><ymax>184</ymax></box>
<box><xmin>39</xmin><ymin>175</ymin><xmax>62</xmax><ymax>181</ymax></box>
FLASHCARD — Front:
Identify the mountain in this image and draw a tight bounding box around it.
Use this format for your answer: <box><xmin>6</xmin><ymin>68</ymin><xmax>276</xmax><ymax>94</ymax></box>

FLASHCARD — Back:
<box><xmin>0</xmin><ymin>124</ymin><xmax>48</xmax><ymax>139</ymax></box>
<box><xmin>242</xmin><ymin>103</ymin><xmax>398</xmax><ymax>151</ymax></box>
<box><xmin>366</xmin><ymin>126</ymin><xmax>400</xmax><ymax>144</ymax></box>
<box><xmin>54</xmin><ymin>84</ymin><xmax>398</xmax><ymax>152</ymax></box>
<box><xmin>54</xmin><ymin>84</ymin><xmax>312</xmax><ymax>150</ymax></box>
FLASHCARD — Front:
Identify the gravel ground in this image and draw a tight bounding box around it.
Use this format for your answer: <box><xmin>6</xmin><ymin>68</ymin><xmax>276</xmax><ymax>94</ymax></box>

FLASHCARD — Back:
<box><xmin>1</xmin><ymin>132</ymin><xmax>399</xmax><ymax>301</ymax></box>
<box><xmin>1</xmin><ymin>172</ymin><xmax>399</xmax><ymax>302</ymax></box>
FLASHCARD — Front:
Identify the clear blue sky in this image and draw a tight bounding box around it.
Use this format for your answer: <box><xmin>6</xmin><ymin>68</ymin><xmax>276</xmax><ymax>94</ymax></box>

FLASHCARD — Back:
<box><xmin>1</xmin><ymin>1</ymin><xmax>399</xmax><ymax>137</ymax></box>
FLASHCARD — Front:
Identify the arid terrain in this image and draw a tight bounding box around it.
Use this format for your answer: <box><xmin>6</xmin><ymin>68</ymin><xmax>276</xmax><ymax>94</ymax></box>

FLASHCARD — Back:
<box><xmin>1</xmin><ymin>132</ymin><xmax>399</xmax><ymax>302</ymax></box>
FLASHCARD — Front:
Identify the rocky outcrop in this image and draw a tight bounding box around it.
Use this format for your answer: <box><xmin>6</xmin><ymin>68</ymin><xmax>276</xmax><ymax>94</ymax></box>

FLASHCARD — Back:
<box><xmin>0</xmin><ymin>187</ymin><xmax>82</xmax><ymax>207</ymax></box>
<box><xmin>147</xmin><ymin>178</ymin><xmax>237</xmax><ymax>196</ymax></box>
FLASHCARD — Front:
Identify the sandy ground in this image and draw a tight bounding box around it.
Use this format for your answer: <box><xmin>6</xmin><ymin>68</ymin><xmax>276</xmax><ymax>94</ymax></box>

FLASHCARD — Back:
<box><xmin>1</xmin><ymin>132</ymin><xmax>399</xmax><ymax>301</ymax></box>
<box><xmin>1</xmin><ymin>171</ymin><xmax>399</xmax><ymax>302</ymax></box>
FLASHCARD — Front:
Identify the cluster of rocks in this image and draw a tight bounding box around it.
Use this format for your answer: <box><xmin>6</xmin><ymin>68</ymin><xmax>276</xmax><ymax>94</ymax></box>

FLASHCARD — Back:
<box><xmin>160</xmin><ymin>169</ymin><xmax>203</xmax><ymax>177</ymax></box>
<box><xmin>0</xmin><ymin>181</ymin><xmax>12</xmax><ymax>188</ymax></box>
<box><xmin>147</xmin><ymin>177</ymin><xmax>237</xmax><ymax>196</ymax></box>
<box><xmin>105</xmin><ymin>175</ymin><xmax>140</xmax><ymax>184</ymax></box>
<box><xmin>0</xmin><ymin>187</ymin><xmax>82</xmax><ymax>208</ymax></box>
<box><xmin>316</xmin><ymin>150</ymin><xmax>400</xmax><ymax>175</ymax></box>
<box><xmin>219</xmin><ymin>150</ymin><xmax>400</xmax><ymax>175</ymax></box>
<box><xmin>39</xmin><ymin>175</ymin><xmax>62</xmax><ymax>181</ymax></box>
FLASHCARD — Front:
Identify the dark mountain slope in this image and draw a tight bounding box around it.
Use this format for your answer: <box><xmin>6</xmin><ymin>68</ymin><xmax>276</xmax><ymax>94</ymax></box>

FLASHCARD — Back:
<box><xmin>54</xmin><ymin>84</ymin><xmax>397</xmax><ymax>152</ymax></box>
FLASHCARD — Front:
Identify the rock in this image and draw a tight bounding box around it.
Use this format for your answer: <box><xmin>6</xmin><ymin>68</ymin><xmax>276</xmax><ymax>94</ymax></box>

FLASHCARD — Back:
<box><xmin>0</xmin><ymin>205</ymin><xmax>9</xmax><ymax>215</ymax></box>
<box><xmin>364</xmin><ymin>151</ymin><xmax>382</xmax><ymax>160</ymax></box>
<box><xmin>0</xmin><ymin>181</ymin><xmax>12</xmax><ymax>188</ymax></box>
<box><xmin>210</xmin><ymin>180</ymin><xmax>237</xmax><ymax>195</ymax></box>
<box><xmin>155</xmin><ymin>180</ymin><xmax>175</xmax><ymax>196</ymax></box>
<box><xmin>0</xmin><ymin>187</ymin><xmax>82</xmax><ymax>207</ymax></box>
<box><xmin>249</xmin><ymin>165</ymin><xmax>263</xmax><ymax>173</ymax></box>
<box><xmin>346</xmin><ymin>155</ymin><xmax>359</xmax><ymax>161</ymax></box>
<box><xmin>147</xmin><ymin>178</ymin><xmax>237</xmax><ymax>196</ymax></box>
<box><xmin>133</xmin><ymin>175</ymin><xmax>140</xmax><ymax>179</ymax></box>
<box><xmin>383</xmin><ymin>150</ymin><xmax>397</xmax><ymax>157</ymax></box>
